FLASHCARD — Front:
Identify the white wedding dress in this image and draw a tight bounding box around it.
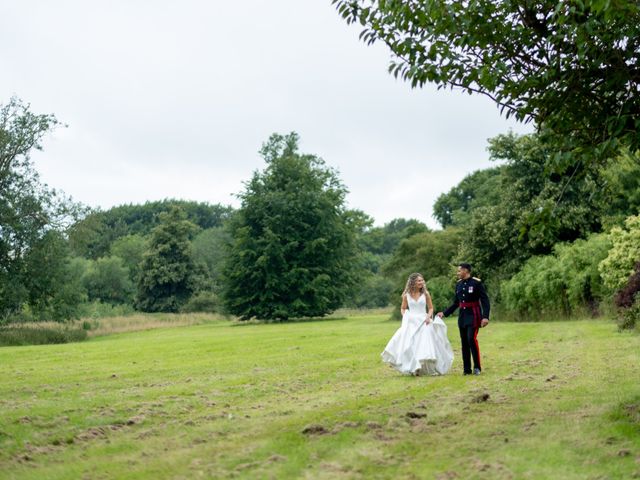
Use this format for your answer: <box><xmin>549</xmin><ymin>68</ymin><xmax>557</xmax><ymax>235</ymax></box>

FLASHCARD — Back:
<box><xmin>381</xmin><ymin>293</ymin><xmax>454</xmax><ymax>375</ymax></box>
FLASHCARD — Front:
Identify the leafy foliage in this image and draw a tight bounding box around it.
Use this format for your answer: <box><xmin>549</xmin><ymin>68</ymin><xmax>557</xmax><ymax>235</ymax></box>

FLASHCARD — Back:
<box><xmin>344</xmin><ymin>216</ymin><xmax>429</xmax><ymax>308</ymax></box>
<box><xmin>357</xmin><ymin>218</ymin><xmax>429</xmax><ymax>256</ymax></box>
<box><xmin>599</xmin><ymin>214</ymin><xmax>640</xmax><ymax>290</ymax></box>
<box><xmin>68</xmin><ymin>200</ymin><xmax>233</xmax><ymax>259</ymax></box>
<box><xmin>614</xmin><ymin>262</ymin><xmax>640</xmax><ymax>330</ymax></box>
<box><xmin>614</xmin><ymin>262</ymin><xmax>640</xmax><ymax>309</ymax></box>
<box><xmin>599</xmin><ymin>150</ymin><xmax>640</xmax><ymax>227</ymax></box>
<box><xmin>191</xmin><ymin>227</ymin><xmax>231</xmax><ymax>293</ymax></box>
<box><xmin>0</xmin><ymin>97</ymin><xmax>84</xmax><ymax>321</ymax></box>
<box><xmin>110</xmin><ymin>234</ymin><xmax>147</xmax><ymax>283</ymax></box>
<box><xmin>180</xmin><ymin>291</ymin><xmax>220</xmax><ymax>314</ymax></box>
<box><xmin>334</xmin><ymin>0</ymin><xmax>640</xmax><ymax>162</ymax></box>
<box><xmin>501</xmin><ymin>233</ymin><xmax>612</xmax><ymax>317</ymax></box>
<box><xmin>0</xmin><ymin>324</ymin><xmax>87</xmax><ymax>346</ymax></box>
<box><xmin>458</xmin><ymin>132</ymin><xmax>605</xmax><ymax>280</ymax></box>
<box><xmin>222</xmin><ymin>132</ymin><xmax>358</xmax><ymax>320</ymax></box>
<box><xmin>432</xmin><ymin>167</ymin><xmax>503</xmax><ymax>228</ymax></box>
<box><xmin>82</xmin><ymin>256</ymin><xmax>135</xmax><ymax>305</ymax></box>
<box><xmin>136</xmin><ymin>207</ymin><xmax>202</xmax><ymax>313</ymax></box>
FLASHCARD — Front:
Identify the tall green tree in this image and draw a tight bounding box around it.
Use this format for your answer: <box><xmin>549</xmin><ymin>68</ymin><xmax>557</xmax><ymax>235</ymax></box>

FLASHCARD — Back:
<box><xmin>22</xmin><ymin>231</ymin><xmax>86</xmax><ymax>321</ymax></box>
<box><xmin>0</xmin><ymin>97</ymin><xmax>83</xmax><ymax>320</ymax></box>
<box><xmin>222</xmin><ymin>132</ymin><xmax>357</xmax><ymax>320</ymax></box>
<box><xmin>334</xmin><ymin>1</ymin><xmax>640</xmax><ymax>163</ymax></box>
<box><xmin>136</xmin><ymin>207</ymin><xmax>200</xmax><ymax>312</ymax></box>
<box><xmin>433</xmin><ymin>167</ymin><xmax>503</xmax><ymax>228</ymax></box>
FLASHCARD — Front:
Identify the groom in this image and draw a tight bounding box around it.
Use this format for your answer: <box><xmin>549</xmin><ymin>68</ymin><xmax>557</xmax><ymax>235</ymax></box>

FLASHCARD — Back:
<box><xmin>437</xmin><ymin>263</ymin><xmax>490</xmax><ymax>375</ymax></box>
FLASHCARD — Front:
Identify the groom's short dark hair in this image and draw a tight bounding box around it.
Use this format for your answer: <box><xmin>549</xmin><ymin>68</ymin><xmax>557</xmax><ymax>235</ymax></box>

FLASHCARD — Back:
<box><xmin>458</xmin><ymin>262</ymin><xmax>472</xmax><ymax>272</ymax></box>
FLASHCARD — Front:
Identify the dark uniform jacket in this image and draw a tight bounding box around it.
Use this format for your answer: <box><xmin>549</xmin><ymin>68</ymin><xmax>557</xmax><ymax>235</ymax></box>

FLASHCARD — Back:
<box><xmin>443</xmin><ymin>277</ymin><xmax>490</xmax><ymax>328</ymax></box>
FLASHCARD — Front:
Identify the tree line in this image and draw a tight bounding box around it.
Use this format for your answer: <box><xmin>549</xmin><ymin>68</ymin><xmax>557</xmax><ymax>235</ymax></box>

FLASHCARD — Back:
<box><xmin>2</xmin><ymin>97</ymin><xmax>638</xmax><ymax>330</ymax></box>
<box><xmin>0</xmin><ymin>102</ymin><xmax>429</xmax><ymax>323</ymax></box>
<box><xmin>2</xmin><ymin>95</ymin><xmax>640</xmax><ymax>327</ymax></box>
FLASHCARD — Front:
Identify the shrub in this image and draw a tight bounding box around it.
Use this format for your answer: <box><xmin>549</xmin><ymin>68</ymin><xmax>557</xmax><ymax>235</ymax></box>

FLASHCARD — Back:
<box><xmin>181</xmin><ymin>291</ymin><xmax>219</xmax><ymax>313</ymax></box>
<box><xmin>82</xmin><ymin>256</ymin><xmax>135</xmax><ymax>305</ymax></box>
<box><xmin>599</xmin><ymin>214</ymin><xmax>640</xmax><ymax>290</ymax></box>
<box><xmin>618</xmin><ymin>298</ymin><xmax>640</xmax><ymax>331</ymax></box>
<box><xmin>501</xmin><ymin>233</ymin><xmax>612</xmax><ymax>318</ymax></box>
<box><xmin>76</xmin><ymin>301</ymin><xmax>136</xmax><ymax>319</ymax></box>
<box><xmin>0</xmin><ymin>325</ymin><xmax>87</xmax><ymax>347</ymax></box>
<box><xmin>346</xmin><ymin>274</ymin><xmax>394</xmax><ymax>309</ymax></box>
<box><xmin>426</xmin><ymin>275</ymin><xmax>456</xmax><ymax>314</ymax></box>
<box><xmin>614</xmin><ymin>262</ymin><xmax>640</xmax><ymax>331</ymax></box>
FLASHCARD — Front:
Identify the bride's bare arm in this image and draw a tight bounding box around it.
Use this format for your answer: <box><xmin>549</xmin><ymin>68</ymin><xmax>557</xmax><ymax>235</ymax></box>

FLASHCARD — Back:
<box><xmin>400</xmin><ymin>294</ymin><xmax>408</xmax><ymax>316</ymax></box>
<box><xmin>426</xmin><ymin>291</ymin><xmax>434</xmax><ymax>320</ymax></box>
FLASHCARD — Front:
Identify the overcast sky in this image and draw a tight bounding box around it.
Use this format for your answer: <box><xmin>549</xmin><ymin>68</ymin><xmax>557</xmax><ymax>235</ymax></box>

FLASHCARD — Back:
<box><xmin>1</xmin><ymin>1</ymin><xmax>532</xmax><ymax>229</ymax></box>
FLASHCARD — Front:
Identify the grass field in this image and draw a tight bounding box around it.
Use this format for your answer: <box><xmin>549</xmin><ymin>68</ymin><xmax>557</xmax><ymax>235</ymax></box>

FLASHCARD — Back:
<box><xmin>1</xmin><ymin>313</ymin><xmax>639</xmax><ymax>479</ymax></box>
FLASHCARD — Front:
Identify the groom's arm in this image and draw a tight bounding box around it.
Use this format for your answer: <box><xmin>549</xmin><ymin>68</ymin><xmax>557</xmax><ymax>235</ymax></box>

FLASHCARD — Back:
<box><xmin>478</xmin><ymin>282</ymin><xmax>490</xmax><ymax>320</ymax></box>
<box><xmin>442</xmin><ymin>295</ymin><xmax>459</xmax><ymax>317</ymax></box>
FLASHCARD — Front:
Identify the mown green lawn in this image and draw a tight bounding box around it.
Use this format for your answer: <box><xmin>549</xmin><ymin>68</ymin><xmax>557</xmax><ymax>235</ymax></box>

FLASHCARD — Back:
<box><xmin>1</xmin><ymin>314</ymin><xmax>638</xmax><ymax>479</ymax></box>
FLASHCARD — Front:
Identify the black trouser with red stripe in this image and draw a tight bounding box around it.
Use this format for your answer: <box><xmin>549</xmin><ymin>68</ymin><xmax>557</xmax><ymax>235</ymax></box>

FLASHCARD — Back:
<box><xmin>459</xmin><ymin>324</ymin><xmax>481</xmax><ymax>373</ymax></box>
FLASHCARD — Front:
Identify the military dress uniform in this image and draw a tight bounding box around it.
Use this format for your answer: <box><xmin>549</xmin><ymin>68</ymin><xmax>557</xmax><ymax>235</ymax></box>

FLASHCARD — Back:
<box><xmin>443</xmin><ymin>277</ymin><xmax>490</xmax><ymax>374</ymax></box>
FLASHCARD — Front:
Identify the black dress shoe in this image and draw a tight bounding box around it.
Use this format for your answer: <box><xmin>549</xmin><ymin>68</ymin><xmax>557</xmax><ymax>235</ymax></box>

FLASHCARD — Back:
<box><xmin>463</xmin><ymin>371</ymin><xmax>472</xmax><ymax>376</ymax></box>
<box><xmin>473</xmin><ymin>368</ymin><xmax>481</xmax><ymax>375</ymax></box>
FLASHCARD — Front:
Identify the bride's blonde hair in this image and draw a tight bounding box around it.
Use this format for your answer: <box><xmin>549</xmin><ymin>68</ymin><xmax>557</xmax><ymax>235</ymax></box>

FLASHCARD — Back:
<box><xmin>402</xmin><ymin>272</ymin><xmax>429</xmax><ymax>298</ymax></box>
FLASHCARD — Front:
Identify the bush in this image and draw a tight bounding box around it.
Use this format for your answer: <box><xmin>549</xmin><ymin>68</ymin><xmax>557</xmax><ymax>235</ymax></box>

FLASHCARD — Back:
<box><xmin>345</xmin><ymin>274</ymin><xmax>394</xmax><ymax>309</ymax></box>
<box><xmin>76</xmin><ymin>301</ymin><xmax>136</xmax><ymax>319</ymax></box>
<box><xmin>599</xmin><ymin>214</ymin><xmax>640</xmax><ymax>290</ymax></box>
<box><xmin>82</xmin><ymin>256</ymin><xmax>135</xmax><ymax>305</ymax></box>
<box><xmin>615</xmin><ymin>262</ymin><xmax>640</xmax><ymax>331</ymax></box>
<box><xmin>181</xmin><ymin>291</ymin><xmax>219</xmax><ymax>313</ymax></box>
<box><xmin>501</xmin><ymin>233</ymin><xmax>612</xmax><ymax>318</ymax></box>
<box><xmin>618</xmin><ymin>298</ymin><xmax>640</xmax><ymax>331</ymax></box>
<box><xmin>426</xmin><ymin>275</ymin><xmax>456</xmax><ymax>313</ymax></box>
<box><xmin>0</xmin><ymin>325</ymin><xmax>87</xmax><ymax>347</ymax></box>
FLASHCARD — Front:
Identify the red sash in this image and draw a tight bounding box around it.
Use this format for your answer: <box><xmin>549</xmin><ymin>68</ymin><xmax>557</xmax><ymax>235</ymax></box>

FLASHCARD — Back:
<box><xmin>460</xmin><ymin>301</ymin><xmax>482</xmax><ymax>329</ymax></box>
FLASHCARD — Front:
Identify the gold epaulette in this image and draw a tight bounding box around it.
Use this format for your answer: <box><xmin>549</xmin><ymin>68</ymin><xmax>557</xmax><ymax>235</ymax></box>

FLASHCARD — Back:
<box><xmin>473</xmin><ymin>277</ymin><xmax>482</xmax><ymax>281</ymax></box>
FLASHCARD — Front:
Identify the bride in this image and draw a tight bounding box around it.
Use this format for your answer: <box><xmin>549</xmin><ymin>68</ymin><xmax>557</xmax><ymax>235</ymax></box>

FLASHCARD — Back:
<box><xmin>382</xmin><ymin>273</ymin><xmax>454</xmax><ymax>375</ymax></box>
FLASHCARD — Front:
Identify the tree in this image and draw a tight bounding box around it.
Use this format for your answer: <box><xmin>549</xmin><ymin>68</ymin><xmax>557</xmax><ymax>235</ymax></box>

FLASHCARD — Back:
<box><xmin>457</xmin><ymin>132</ymin><xmax>605</xmax><ymax>281</ymax></box>
<box><xmin>0</xmin><ymin>97</ymin><xmax>83</xmax><ymax>320</ymax></box>
<box><xmin>68</xmin><ymin>200</ymin><xmax>233</xmax><ymax>259</ymax></box>
<box><xmin>433</xmin><ymin>167</ymin><xmax>503</xmax><ymax>228</ymax></box>
<box><xmin>357</xmin><ymin>217</ymin><xmax>429</xmax><ymax>256</ymax></box>
<box><xmin>21</xmin><ymin>231</ymin><xmax>86</xmax><ymax>321</ymax></box>
<box><xmin>136</xmin><ymin>207</ymin><xmax>201</xmax><ymax>312</ymax></box>
<box><xmin>599</xmin><ymin>150</ymin><xmax>640</xmax><ymax>227</ymax></box>
<box><xmin>110</xmin><ymin>234</ymin><xmax>147</xmax><ymax>283</ymax></box>
<box><xmin>83</xmin><ymin>256</ymin><xmax>135</xmax><ymax>305</ymax></box>
<box><xmin>191</xmin><ymin>227</ymin><xmax>231</xmax><ymax>292</ymax></box>
<box><xmin>222</xmin><ymin>132</ymin><xmax>358</xmax><ymax>320</ymax></box>
<box><xmin>334</xmin><ymin>1</ymin><xmax>640</xmax><ymax>162</ymax></box>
